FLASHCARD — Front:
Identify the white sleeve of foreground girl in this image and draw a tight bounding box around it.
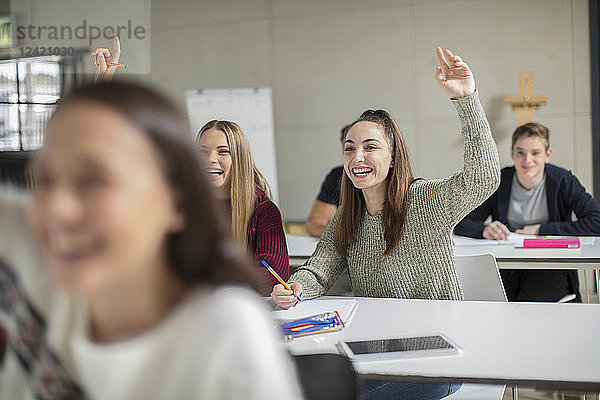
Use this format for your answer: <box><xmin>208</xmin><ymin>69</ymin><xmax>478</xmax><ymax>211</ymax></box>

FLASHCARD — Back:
<box><xmin>67</xmin><ymin>285</ymin><xmax>304</xmax><ymax>400</ymax></box>
<box><xmin>200</xmin><ymin>286</ymin><xmax>305</xmax><ymax>400</ymax></box>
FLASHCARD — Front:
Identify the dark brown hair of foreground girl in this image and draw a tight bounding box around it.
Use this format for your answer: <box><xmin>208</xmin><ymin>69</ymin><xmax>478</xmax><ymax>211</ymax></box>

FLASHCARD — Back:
<box><xmin>46</xmin><ymin>81</ymin><xmax>265</xmax><ymax>293</ymax></box>
<box><xmin>335</xmin><ymin>109</ymin><xmax>415</xmax><ymax>256</ymax></box>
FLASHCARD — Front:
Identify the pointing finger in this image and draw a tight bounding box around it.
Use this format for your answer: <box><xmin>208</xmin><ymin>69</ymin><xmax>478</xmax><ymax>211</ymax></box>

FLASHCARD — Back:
<box><xmin>444</xmin><ymin>48</ymin><xmax>455</xmax><ymax>65</ymax></box>
<box><xmin>436</xmin><ymin>46</ymin><xmax>450</xmax><ymax>73</ymax></box>
<box><xmin>113</xmin><ymin>36</ymin><xmax>121</xmax><ymax>61</ymax></box>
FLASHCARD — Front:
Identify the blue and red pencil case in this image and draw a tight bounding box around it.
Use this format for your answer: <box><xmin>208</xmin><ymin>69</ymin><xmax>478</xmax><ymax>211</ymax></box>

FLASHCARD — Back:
<box><xmin>277</xmin><ymin>311</ymin><xmax>345</xmax><ymax>339</ymax></box>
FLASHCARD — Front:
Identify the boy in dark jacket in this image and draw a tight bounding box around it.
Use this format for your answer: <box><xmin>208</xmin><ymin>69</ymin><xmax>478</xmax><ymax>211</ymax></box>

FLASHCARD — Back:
<box><xmin>454</xmin><ymin>122</ymin><xmax>600</xmax><ymax>302</ymax></box>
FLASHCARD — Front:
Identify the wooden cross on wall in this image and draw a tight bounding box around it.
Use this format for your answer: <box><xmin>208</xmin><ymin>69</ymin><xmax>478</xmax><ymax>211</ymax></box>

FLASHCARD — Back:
<box><xmin>504</xmin><ymin>72</ymin><xmax>547</xmax><ymax>126</ymax></box>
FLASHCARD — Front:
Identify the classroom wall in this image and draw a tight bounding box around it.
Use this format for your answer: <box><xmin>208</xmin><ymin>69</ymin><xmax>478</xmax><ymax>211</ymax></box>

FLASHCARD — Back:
<box><xmin>146</xmin><ymin>0</ymin><xmax>591</xmax><ymax>221</ymax></box>
<box><xmin>10</xmin><ymin>0</ymin><xmax>593</xmax><ymax>222</ymax></box>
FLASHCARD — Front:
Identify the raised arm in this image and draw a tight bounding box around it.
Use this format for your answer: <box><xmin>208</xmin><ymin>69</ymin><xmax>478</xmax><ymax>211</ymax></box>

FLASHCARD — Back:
<box><xmin>430</xmin><ymin>47</ymin><xmax>500</xmax><ymax>227</ymax></box>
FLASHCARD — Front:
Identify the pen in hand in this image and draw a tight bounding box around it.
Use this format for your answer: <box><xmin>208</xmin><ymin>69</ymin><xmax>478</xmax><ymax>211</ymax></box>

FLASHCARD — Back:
<box><xmin>261</xmin><ymin>260</ymin><xmax>302</xmax><ymax>303</ymax></box>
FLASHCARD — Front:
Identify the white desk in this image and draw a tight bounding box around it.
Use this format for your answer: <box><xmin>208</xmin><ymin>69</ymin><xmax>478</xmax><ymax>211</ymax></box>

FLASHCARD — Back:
<box><xmin>453</xmin><ymin>235</ymin><xmax>600</xmax><ymax>303</ymax></box>
<box><xmin>281</xmin><ymin>297</ymin><xmax>600</xmax><ymax>391</ymax></box>
<box><xmin>452</xmin><ymin>236</ymin><xmax>600</xmax><ymax>271</ymax></box>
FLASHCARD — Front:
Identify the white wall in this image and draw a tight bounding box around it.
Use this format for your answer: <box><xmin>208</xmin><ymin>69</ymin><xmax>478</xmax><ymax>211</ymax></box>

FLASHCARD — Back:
<box><xmin>148</xmin><ymin>0</ymin><xmax>592</xmax><ymax>221</ymax></box>
<box><xmin>11</xmin><ymin>0</ymin><xmax>151</xmax><ymax>74</ymax></box>
<box><xmin>11</xmin><ymin>0</ymin><xmax>593</xmax><ymax>221</ymax></box>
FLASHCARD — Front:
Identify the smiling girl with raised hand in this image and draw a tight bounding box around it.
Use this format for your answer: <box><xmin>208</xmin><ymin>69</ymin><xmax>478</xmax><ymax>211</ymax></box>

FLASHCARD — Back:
<box><xmin>197</xmin><ymin>121</ymin><xmax>289</xmax><ymax>293</ymax></box>
<box><xmin>272</xmin><ymin>47</ymin><xmax>500</xmax><ymax>306</ymax></box>
<box><xmin>0</xmin><ymin>81</ymin><xmax>302</xmax><ymax>400</ymax></box>
<box><xmin>271</xmin><ymin>45</ymin><xmax>500</xmax><ymax>400</ymax></box>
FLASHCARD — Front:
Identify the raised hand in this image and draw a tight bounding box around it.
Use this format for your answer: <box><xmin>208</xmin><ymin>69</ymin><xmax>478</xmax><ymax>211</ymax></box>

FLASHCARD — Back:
<box><xmin>434</xmin><ymin>47</ymin><xmax>475</xmax><ymax>99</ymax></box>
<box><xmin>91</xmin><ymin>36</ymin><xmax>122</xmax><ymax>83</ymax></box>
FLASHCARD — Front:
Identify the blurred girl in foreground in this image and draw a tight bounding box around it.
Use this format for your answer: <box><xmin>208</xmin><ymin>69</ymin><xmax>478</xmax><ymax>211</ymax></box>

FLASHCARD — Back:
<box><xmin>0</xmin><ymin>81</ymin><xmax>302</xmax><ymax>399</ymax></box>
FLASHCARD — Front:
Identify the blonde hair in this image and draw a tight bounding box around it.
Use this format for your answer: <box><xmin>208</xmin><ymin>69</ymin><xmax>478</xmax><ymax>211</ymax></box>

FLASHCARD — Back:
<box><xmin>197</xmin><ymin>120</ymin><xmax>271</xmax><ymax>248</ymax></box>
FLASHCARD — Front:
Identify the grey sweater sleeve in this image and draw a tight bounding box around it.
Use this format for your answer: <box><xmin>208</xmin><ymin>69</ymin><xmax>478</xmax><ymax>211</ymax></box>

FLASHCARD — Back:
<box><xmin>288</xmin><ymin>209</ymin><xmax>348</xmax><ymax>300</ymax></box>
<box><xmin>419</xmin><ymin>90</ymin><xmax>500</xmax><ymax>229</ymax></box>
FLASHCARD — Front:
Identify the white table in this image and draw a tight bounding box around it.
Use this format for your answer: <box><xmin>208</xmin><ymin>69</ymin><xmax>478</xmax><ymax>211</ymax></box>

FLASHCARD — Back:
<box><xmin>280</xmin><ymin>297</ymin><xmax>600</xmax><ymax>391</ymax></box>
<box><xmin>452</xmin><ymin>236</ymin><xmax>600</xmax><ymax>270</ymax></box>
<box><xmin>452</xmin><ymin>235</ymin><xmax>600</xmax><ymax>303</ymax></box>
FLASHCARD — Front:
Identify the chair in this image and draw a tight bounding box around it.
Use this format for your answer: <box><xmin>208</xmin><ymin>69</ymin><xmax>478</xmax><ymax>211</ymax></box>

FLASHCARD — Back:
<box><xmin>445</xmin><ymin>384</ymin><xmax>506</xmax><ymax>400</ymax></box>
<box><xmin>455</xmin><ymin>254</ymin><xmax>507</xmax><ymax>302</ymax></box>
<box><xmin>557</xmin><ymin>293</ymin><xmax>576</xmax><ymax>303</ymax></box>
<box><xmin>292</xmin><ymin>353</ymin><xmax>358</xmax><ymax>400</ymax></box>
<box><xmin>448</xmin><ymin>254</ymin><xmax>507</xmax><ymax>399</ymax></box>
<box><xmin>455</xmin><ymin>254</ymin><xmax>577</xmax><ymax>303</ymax></box>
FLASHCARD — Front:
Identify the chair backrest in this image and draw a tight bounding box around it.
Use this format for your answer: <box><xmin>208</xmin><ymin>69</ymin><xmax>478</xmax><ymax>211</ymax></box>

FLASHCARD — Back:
<box><xmin>292</xmin><ymin>353</ymin><xmax>358</xmax><ymax>400</ymax></box>
<box><xmin>454</xmin><ymin>254</ymin><xmax>507</xmax><ymax>302</ymax></box>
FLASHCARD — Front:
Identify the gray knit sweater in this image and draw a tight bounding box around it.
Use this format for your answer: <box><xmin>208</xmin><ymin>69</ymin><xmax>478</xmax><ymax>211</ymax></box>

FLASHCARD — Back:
<box><xmin>291</xmin><ymin>91</ymin><xmax>500</xmax><ymax>301</ymax></box>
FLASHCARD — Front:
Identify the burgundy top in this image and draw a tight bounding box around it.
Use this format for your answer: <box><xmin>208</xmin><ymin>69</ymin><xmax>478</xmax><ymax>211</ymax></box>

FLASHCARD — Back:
<box><xmin>224</xmin><ymin>187</ymin><xmax>289</xmax><ymax>291</ymax></box>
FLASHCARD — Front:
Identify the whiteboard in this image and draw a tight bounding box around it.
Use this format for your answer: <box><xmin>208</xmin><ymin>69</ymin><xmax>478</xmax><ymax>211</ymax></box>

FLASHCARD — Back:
<box><xmin>185</xmin><ymin>88</ymin><xmax>279</xmax><ymax>204</ymax></box>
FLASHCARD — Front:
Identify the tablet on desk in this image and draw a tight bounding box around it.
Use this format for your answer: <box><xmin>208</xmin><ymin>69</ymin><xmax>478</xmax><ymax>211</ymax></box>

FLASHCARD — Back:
<box><xmin>338</xmin><ymin>334</ymin><xmax>461</xmax><ymax>361</ymax></box>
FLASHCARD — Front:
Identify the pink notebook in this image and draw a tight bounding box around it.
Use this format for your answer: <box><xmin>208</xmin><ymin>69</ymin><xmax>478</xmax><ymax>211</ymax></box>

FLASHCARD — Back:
<box><xmin>523</xmin><ymin>238</ymin><xmax>581</xmax><ymax>249</ymax></box>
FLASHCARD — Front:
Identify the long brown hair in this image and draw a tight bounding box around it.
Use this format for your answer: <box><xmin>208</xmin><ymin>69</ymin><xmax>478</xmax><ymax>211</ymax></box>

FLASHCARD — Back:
<box><xmin>46</xmin><ymin>81</ymin><xmax>265</xmax><ymax>292</ymax></box>
<box><xmin>197</xmin><ymin>120</ymin><xmax>271</xmax><ymax>248</ymax></box>
<box><xmin>335</xmin><ymin>109</ymin><xmax>415</xmax><ymax>256</ymax></box>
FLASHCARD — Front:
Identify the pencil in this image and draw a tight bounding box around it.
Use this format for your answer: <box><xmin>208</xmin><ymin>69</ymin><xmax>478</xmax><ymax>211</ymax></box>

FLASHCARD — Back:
<box><xmin>108</xmin><ymin>63</ymin><xmax>127</xmax><ymax>68</ymax></box>
<box><xmin>261</xmin><ymin>260</ymin><xmax>302</xmax><ymax>302</ymax></box>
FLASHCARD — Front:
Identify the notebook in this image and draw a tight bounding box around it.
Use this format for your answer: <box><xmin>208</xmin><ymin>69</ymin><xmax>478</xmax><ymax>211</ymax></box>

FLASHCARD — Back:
<box><xmin>522</xmin><ymin>238</ymin><xmax>581</xmax><ymax>249</ymax></box>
